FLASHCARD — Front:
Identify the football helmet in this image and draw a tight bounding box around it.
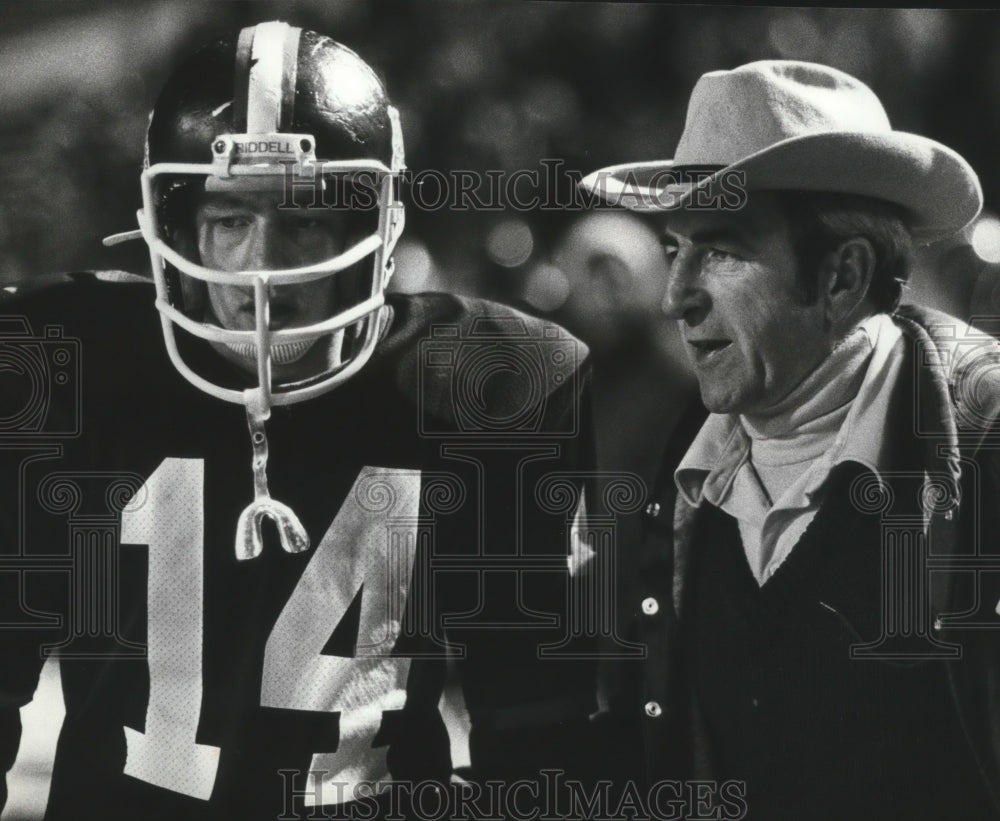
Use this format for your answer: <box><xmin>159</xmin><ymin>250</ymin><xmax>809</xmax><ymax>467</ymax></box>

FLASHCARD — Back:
<box><xmin>108</xmin><ymin>22</ymin><xmax>406</xmax><ymax>559</ymax></box>
<box><xmin>113</xmin><ymin>20</ymin><xmax>405</xmax><ymax>410</ymax></box>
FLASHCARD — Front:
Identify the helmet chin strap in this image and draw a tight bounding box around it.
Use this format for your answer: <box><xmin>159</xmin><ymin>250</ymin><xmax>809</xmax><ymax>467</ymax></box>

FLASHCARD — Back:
<box><xmin>235</xmin><ymin>389</ymin><xmax>310</xmax><ymax>560</ymax></box>
<box><xmin>225</xmin><ymin>337</ymin><xmax>316</xmax><ymax>365</ymax></box>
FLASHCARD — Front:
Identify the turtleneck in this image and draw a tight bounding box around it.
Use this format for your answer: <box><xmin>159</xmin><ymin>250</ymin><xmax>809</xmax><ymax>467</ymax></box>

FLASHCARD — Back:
<box><xmin>740</xmin><ymin>320</ymin><xmax>876</xmax><ymax>505</ymax></box>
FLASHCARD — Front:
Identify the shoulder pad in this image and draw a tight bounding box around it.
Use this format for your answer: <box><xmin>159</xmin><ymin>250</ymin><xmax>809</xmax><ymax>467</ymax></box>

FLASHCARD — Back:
<box><xmin>0</xmin><ymin>270</ymin><xmax>152</xmax><ymax>303</ymax></box>
<box><xmin>387</xmin><ymin>293</ymin><xmax>588</xmax><ymax>436</ymax></box>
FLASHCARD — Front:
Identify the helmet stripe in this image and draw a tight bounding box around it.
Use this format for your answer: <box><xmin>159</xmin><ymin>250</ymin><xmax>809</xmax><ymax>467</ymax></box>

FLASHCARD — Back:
<box><xmin>232</xmin><ymin>25</ymin><xmax>255</xmax><ymax>132</ymax></box>
<box><xmin>279</xmin><ymin>25</ymin><xmax>301</xmax><ymax>132</ymax></box>
<box><xmin>246</xmin><ymin>21</ymin><xmax>298</xmax><ymax>134</ymax></box>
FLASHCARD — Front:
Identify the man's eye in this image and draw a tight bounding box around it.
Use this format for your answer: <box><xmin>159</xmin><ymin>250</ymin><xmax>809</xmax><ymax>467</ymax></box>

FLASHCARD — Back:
<box><xmin>661</xmin><ymin>242</ymin><xmax>678</xmax><ymax>263</ymax></box>
<box><xmin>294</xmin><ymin>218</ymin><xmax>324</xmax><ymax>230</ymax></box>
<box><xmin>704</xmin><ymin>247</ymin><xmax>738</xmax><ymax>263</ymax></box>
<box><xmin>213</xmin><ymin>215</ymin><xmax>250</xmax><ymax>229</ymax></box>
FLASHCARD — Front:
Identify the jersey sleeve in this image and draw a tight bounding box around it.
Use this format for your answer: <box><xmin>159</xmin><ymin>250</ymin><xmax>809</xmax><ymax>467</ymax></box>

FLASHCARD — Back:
<box><xmin>0</xmin><ymin>297</ymin><xmax>84</xmax><ymax>812</ymax></box>
<box><xmin>428</xmin><ymin>318</ymin><xmax>602</xmax><ymax>787</ymax></box>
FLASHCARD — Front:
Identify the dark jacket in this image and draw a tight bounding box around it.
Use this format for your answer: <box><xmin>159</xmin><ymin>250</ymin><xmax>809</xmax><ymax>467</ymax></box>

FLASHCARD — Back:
<box><xmin>610</xmin><ymin>305</ymin><xmax>1000</xmax><ymax>813</ymax></box>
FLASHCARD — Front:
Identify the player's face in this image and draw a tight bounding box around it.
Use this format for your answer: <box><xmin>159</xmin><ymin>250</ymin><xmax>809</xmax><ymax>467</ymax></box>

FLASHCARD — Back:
<box><xmin>194</xmin><ymin>189</ymin><xmax>351</xmax><ymax>333</ymax></box>
<box><xmin>658</xmin><ymin>192</ymin><xmax>831</xmax><ymax>416</ymax></box>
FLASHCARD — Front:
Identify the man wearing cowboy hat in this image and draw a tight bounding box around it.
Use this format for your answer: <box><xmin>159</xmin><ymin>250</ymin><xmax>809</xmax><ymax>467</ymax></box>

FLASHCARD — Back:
<box><xmin>582</xmin><ymin>61</ymin><xmax>1000</xmax><ymax>819</ymax></box>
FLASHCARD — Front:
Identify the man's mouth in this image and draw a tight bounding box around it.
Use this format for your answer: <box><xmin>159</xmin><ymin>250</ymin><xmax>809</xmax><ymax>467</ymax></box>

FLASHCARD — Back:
<box><xmin>241</xmin><ymin>300</ymin><xmax>298</xmax><ymax>329</ymax></box>
<box><xmin>268</xmin><ymin>302</ymin><xmax>297</xmax><ymax>327</ymax></box>
<box><xmin>688</xmin><ymin>339</ymin><xmax>732</xmax><ymax>361</ymax></box>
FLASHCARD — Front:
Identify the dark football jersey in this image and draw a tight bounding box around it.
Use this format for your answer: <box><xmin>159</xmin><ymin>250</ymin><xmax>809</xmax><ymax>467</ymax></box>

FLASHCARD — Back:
<box><xmin>0</xmin><ymin>274</ymin><xmax>598</xmax><ymax>821</ymax></box>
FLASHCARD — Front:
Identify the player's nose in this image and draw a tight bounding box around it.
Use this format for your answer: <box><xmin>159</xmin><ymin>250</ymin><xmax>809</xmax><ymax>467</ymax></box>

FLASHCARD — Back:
<box><xmin>243</xmin><ymin>219</ymin><xmax>299</xmax><ymax>271</ymax></box>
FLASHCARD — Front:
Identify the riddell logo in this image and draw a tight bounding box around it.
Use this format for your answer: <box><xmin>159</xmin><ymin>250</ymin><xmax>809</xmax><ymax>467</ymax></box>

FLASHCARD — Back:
<box><xmin>233</xmin><ymin>139</ymin><xmax>295</xmax><ymax>155</ymax></box>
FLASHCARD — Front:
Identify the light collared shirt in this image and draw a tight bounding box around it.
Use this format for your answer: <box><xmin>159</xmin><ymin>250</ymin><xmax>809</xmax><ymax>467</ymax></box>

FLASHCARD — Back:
<box><xmin>675</xmin><ymin>313</ymin><xmax>905</xmax><ymax>585</ymax></box>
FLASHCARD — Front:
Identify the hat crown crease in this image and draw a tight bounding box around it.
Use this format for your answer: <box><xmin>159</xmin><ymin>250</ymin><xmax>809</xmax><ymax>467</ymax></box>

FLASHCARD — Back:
<box><xmin>674</xmin><ymin>61</ymin><xmax>892</xmax><ymax>167</ymax></box>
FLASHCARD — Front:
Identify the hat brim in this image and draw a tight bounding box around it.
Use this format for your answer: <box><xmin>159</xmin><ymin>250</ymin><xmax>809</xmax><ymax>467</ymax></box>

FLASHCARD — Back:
<box><xmin>580</xmin><ymin>131</ymin><xmax>983</xmax><ymax>241</ymax></box>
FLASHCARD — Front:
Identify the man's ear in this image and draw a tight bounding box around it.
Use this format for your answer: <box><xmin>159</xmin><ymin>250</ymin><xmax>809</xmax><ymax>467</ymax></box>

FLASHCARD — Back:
<box><xmin>819</xmin><ymin>237</ymin><xmax>875</xmax><ymax>331</ymax></box>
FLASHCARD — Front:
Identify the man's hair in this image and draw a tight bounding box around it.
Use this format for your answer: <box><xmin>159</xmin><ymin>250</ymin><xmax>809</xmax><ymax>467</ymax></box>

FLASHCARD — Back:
<box><xmin>774</xmin><ymin>191</ymin><xmax>915</xmax><ymax>313</ymax></box>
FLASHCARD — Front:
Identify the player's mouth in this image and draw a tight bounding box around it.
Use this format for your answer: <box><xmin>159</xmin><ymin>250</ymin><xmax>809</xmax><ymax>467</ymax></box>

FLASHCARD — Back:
<box><xmin>228</xmin><ymin>300</ymin><xmax>317</xmax><ymax>364</ymax></box>
<box><xmin>688</xmin><ymin>338</ymin><xmax>732</xmax><ymax>364</ymax></box>
<box><xmin>235</xmin><ymin>298</ymin><xmax>301</xmax><ymax>330</ymax></box>
<box><xmin>267</xmin><ymin>301</ymin><xmax>299</xmax><ymax>328</ymax></box>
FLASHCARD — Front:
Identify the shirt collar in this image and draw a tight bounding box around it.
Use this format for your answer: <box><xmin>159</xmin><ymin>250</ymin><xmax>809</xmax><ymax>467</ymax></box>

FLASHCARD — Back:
<box><xmin>675</xmin><ymin>412</ymin><xmax>748</xmax><ymax>508</ymax></box>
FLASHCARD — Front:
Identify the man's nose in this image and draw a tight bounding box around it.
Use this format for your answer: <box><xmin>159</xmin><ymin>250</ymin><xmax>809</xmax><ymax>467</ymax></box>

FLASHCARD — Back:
<box><xmin>660</xmin><ymin>251</ymin><xmax>709</xmax><ymax>325</ymax></box>
<box><xmin>243</xmin><ymin>220</ymin><xmax>298</xmax><ymax>271</ymax></box>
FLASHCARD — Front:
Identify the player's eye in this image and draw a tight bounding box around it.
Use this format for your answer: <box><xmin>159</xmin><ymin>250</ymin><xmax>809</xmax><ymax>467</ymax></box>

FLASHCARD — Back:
<box><xmin>212</xmin><ymin>215</ymin><xmax>252</xmax><ymax>230</ymax></box>
<box><xmin>293</xmin><ymin>217</ymin><xmax>324</xmax><ymax>230</ymax></box>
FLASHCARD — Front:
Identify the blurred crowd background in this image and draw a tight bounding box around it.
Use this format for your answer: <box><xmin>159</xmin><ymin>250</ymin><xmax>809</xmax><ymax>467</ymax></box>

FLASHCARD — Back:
<box><xmin>4</xmin><ymin>3</ymin><xmax>1000</xmax><ymax>338</ymax></box>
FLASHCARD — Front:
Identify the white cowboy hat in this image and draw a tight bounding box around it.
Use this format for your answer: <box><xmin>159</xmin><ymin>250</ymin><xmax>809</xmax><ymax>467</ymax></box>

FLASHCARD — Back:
<box><xmin>580</xmin><ymin>60</ymin><xmax>982</xmax><ymax>240</ymax></box>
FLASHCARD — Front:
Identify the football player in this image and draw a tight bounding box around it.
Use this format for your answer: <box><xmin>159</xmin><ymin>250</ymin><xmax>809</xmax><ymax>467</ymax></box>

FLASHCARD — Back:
<box><xmin>0</xmin><ymin>22</ymin><xmax>597</xmax><ymax>820</ymax></box>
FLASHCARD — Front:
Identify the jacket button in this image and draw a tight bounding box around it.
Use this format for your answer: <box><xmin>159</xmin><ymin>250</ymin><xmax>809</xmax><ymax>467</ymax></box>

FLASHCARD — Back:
<box><xmin>644</xmin><ymin>700</ymin><xmax>662</xmax><ymax>718</ymax></box>
<box><xmin>644</xmin><ymin>502</ymin><xmax>661</xmax><ymax>518</ymax></box>
<box><xmin>641</xmin><ymin>597</ymin><xmax>659</xmax><ymax>616</ymax></box>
